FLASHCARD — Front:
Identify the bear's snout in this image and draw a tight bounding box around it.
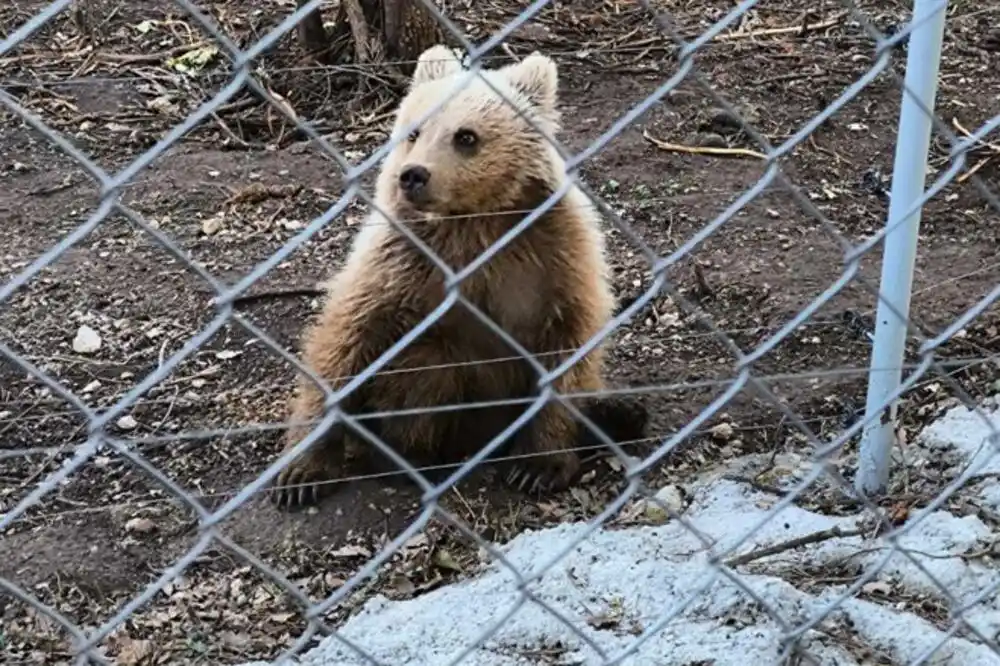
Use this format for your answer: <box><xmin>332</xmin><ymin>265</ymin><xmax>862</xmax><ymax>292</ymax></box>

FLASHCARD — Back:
<box><xmin>399</xmin><ymin>165</ymin><xmax>431</xmax><ymax>202</ymax></box>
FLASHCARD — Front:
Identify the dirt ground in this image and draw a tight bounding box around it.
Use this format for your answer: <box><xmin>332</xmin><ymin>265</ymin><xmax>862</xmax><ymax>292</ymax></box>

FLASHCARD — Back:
<box><xmin>1</xmin><ymin>0</ymin><xmax>999</xmax><ymax>664</ymax></box>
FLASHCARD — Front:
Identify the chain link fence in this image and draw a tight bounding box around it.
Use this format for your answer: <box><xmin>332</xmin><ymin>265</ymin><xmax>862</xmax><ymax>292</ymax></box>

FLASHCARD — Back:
<box><xmin>2</xmin><ymin>0</ymin><xmax>1000</xmax><ymax>664</ymax></box>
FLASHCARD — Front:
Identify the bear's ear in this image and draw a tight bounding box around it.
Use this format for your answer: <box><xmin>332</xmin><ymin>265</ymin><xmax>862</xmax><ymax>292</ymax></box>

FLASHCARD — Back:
<box><xmin>412</xmin><ymin>45</ymin><xmax>464</xmax><ymax>86</ymax></box>
<box><xmin>502</xmin><ymin>52</ymin><xmax>558</xmax><ymax>115</ymax></box>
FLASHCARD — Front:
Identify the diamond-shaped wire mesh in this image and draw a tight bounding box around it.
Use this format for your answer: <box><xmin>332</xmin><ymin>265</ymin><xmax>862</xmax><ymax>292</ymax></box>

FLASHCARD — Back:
<box><xmin>2</xmin><ymin>0</ymin><xmax>1000</xmax><ymax>664</ymax></box>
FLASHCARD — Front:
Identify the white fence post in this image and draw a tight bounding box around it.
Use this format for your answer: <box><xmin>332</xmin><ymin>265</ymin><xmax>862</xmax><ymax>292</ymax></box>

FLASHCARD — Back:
<box><xmin>855</xmin><ymin>0</ymin><xmax>949</xmax><ymax>497</ymax></box>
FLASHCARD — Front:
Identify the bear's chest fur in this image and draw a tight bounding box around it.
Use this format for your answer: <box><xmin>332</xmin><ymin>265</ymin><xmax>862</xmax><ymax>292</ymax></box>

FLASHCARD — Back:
<box><xmin>386</xmin><ymin>215</ymin><xmax>560</xmax><ymax>356</ymax></box>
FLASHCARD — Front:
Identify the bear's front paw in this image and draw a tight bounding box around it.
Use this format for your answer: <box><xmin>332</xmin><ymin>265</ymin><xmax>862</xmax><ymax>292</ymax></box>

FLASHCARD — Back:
<box><xmin>501</xmin><ymin>450</ymin><xmax>580</xmax><ymax>495</ymax></box>
<box><xmin>270</xmin><ymin>457</ymin><xmax>334</xmax><ymax>509</ymax></box>
<box><xmin>583</xmin><ymin>397</ymin><xmax>649</xmax><ymax>446</ymax></box>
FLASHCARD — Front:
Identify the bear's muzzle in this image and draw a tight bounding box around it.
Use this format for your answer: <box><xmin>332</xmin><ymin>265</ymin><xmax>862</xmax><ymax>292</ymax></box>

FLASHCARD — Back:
<box><xmin>399</xmin><ymin>164</ymin><xmax>432</xmax><ymax>205</ymax></box>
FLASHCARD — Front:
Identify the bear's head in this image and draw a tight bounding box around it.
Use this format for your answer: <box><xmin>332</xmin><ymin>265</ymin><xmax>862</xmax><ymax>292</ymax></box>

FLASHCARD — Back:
<box><xmin>376</xmin><ymin>45</ymin><xmax>563</xmax><ymax>218</ymax></box>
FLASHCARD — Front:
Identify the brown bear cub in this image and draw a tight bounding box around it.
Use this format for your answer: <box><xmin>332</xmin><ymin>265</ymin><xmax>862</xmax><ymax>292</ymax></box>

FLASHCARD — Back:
<box><xmin>271</xmin><ymin>46</ymin><xmax>646</xmax><ymax>508</ymax></box>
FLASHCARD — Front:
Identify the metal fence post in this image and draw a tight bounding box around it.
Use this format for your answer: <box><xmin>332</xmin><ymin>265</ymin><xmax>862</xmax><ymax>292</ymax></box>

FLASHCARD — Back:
<box><xmin>855</xmin><ymin>0</ymin><xmax>949</xmax><ymax>497</ymax></box>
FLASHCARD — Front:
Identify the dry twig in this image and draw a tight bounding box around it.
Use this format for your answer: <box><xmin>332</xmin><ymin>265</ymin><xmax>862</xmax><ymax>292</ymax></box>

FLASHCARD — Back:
<box><xmin>643</xmin><ymin>130</ymin><xmax>768</xmax><ymax>160</ymax></box>
<box><xmin>951</xmin><ymin>117</ymin><xmax>998</xmax><ymax>183</ymax></box>
<box><xmin>228</xmin><ymin>285</ymin><xmax>327</xmax><ymax>306</ymax></box>
<box><xmin>952</xmin><ymin>117</ymin><xmax>1000</xmax><ymax>154</ymax></box>
<box><xmin>99</xmin><ymin>43</ymin><xmax>206</xmax><ymax>65</ymax></box>
<box><xmin>724</xmin><ymin>526</ymin><xmax>863</xmax><ymax>568</ymax></box>
<box><xmin>714</xmin><ymin>11</ymin><xmax>849</xmax><ymax>41</ymax></box>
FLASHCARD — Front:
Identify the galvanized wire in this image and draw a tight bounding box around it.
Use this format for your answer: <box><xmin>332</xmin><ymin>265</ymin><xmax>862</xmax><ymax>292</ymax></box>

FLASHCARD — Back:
<box><xmin>1</xmin><ymin>0</ymin><xmax>999</xmax><ymax>664</ymax></box>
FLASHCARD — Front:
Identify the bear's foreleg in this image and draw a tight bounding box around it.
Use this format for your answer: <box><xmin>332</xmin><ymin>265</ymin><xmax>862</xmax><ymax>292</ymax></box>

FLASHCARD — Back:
<box><xmin>502</xmin><ymin>352</ymin><xmax>604</xmax><ymax>494</ymax></box>
<box><xmin>271</xmin><ymin>296</ymin><xmax>408</xmax><ymax>508</ymax></box>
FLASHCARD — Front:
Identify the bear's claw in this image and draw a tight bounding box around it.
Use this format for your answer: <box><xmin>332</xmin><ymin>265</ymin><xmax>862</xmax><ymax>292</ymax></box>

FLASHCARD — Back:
<box><xmin>271</xmin><ymin>463</ymin><xmax>329</xmax><ymax>509</ymax></box>
<box><xmin>501</xmin><ymin>452</ymin><xmax>579</xmax><ymax>496</ymax></box>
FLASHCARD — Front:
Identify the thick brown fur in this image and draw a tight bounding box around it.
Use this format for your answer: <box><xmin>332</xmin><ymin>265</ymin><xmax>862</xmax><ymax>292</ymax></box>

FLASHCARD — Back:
<box><xmin>272</xmin><ymin>46</ymin><xmax>632</xmax><ymax>507</ymax></box>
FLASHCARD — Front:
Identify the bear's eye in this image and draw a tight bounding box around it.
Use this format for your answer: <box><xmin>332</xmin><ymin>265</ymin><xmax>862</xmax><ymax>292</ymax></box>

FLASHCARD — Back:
<box><xmin>453</xmin><ymin>129</ymin><xmax>479</xmax><ymax>151</ymax></box>
<box><xmin>407</xmin><ymin>129</ymin><xmax>420</xmax><ymax>143</ymax></box>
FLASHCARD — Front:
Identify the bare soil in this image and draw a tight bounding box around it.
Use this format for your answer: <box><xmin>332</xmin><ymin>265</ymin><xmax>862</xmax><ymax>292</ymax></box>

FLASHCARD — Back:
<box><xmin>1</xmin><ymin>1</ymin><xmax>999</xmax><ymax>664</ymax></box>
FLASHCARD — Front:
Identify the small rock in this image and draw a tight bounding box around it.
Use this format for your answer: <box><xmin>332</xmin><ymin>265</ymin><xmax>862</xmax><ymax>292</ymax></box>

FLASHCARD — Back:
<box><xmin>666</xmin><ymin>89</ymin><xmax>694</xmax><ymax>106</ymax></box>
<box><xmin>711</xmin><ymin>422</ymin><xmax>735</xmax><ymax>441</ymax></box>
<box><xmin>82</xmin><ymin>380</ymin><xmax>101</xmax><ymax>393</ymax></box>
<box><xmin>706</xmin><ymin>107</ymin><xmax>747</xmax><ymax>135</ymax></box>
<box><xmin>116</xmin><ymin>415</ymin><xmax>139</xmax><ymax>431</ymax></box>
<box><xmin>201</xmin><ymin>212</ymin><xmax>224</xmax><ymax>235</ymax></box>
<box><xmin>983</xmin><ymin>30</ymin><xmax>1000</xmax><ymax>52</ymax></box>
<box><xmin>641</xmin><ymin>503</ymin><xmax>669</xmax><ymax>525</ymax></box>
<box><xmin>221</xmin><ymin>632</ymin><xmax>251</xmax><ymax>650</ymax></box>
<box><xmin>125</xmin><ymin>517</ymin><xmax>156</xmax><ymax>534</ymax></box>
<box><xmin>641</xmin><ymin>484</ymin><xmax>685</xmax><ymax>524</ymax></box>
<box><xmin>147</xmin><ymin>95</ymin><xmax>178</xmax><ymax>115</ymax></box>
<box><xmin>515</xmin><ymin>23</ymin><xmax>550</xmax><ymax>41</ymax></box>
<box><xmin>652</xmin><ymin>485</ymin><xmax>684</xmax><ymax>513</ymax></box>
<box><xmin>695</xmin><ymin>132</ymin><xmax>728</xmax><ymax>149</ymax></box>
<box><xmin>72</xmin><ymin>325</ymin><xmax>102</xmax><ymax>354</ymax></box>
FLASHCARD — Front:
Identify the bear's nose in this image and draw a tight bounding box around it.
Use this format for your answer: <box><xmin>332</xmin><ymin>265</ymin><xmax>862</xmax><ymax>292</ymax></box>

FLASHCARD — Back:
<box><xmin>399</xmin><ymin>165</ymin><xmax>430</xmax><ymax>194</ymax></box>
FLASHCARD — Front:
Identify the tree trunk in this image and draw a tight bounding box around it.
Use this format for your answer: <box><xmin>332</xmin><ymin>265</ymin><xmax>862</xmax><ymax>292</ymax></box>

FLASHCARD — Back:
<box><xmin>295</xmin><ymin>0</ymin><xmax>446</xmax><ymax>78</ymax></box>
<box><xmin>295</xmin><ymin>0</ymin><xmax>335</xmax><ymax>64</ymax></box>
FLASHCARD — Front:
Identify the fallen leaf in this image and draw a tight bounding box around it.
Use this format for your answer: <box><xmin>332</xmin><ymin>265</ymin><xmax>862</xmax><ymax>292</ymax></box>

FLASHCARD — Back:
<box><xmin>587</xmin><ymin>613</ymin><xmax>620</xmax><ymax>630</ymax></box>
<box><xmin>569</xmin><ymin>486</ymin><xmax>591</xmax><ymax>507</ymax></box>
<box><xmin>166</xmin><ymin>46</ymin><xmax>219</xmax><ymax>73</ymax></box>
<box><xmin>402</xmin><ymin>533</ymin><xmax>429</xmax><ymax>550</ymax></box>
<box><xmin>536</xmin><ymin>501</ymin><xmax>565</xmax><ymax>519</ymax></box>
<box><xmin>389</xmin><ymin>573</ymin><xmax>415</xmax><ymax>597</ymax></box>
<box><xmin>888</xmin><ymin>502</ymin><xmax>909</xmax><ymax>524</ymax></box>
<box><xmin>116</xmin><ymin>637</ymin><xmax>153</xmax><ymax>666</ymax></box>
<box><xmin>221</xmin><ymin>632</ymin><xmax>251</xmax><ymax>649</ymax></box>
<box><xmin>432</xmin><ymin>548</ymin><xmax>463</xmax><ymax>573</ymax></box>
<box><xmin>862</xmin><ymin>581</ymin><xmax>893</xmax><ymax>596</ymax></box>
<box><xmin>330</xmin><ymin>544</ymin><xmax>371</xmax><ymax>558</ymax></box>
